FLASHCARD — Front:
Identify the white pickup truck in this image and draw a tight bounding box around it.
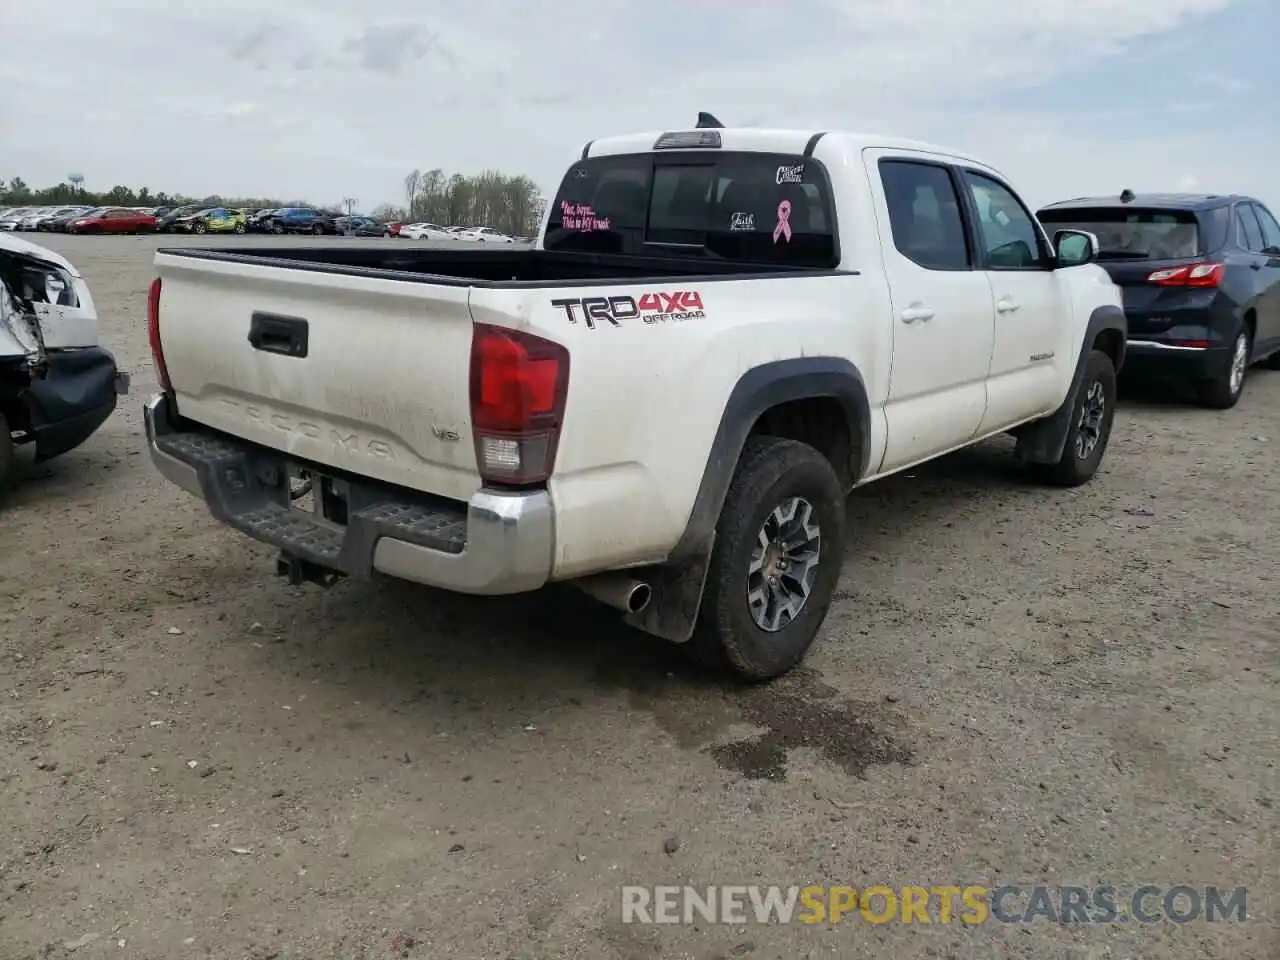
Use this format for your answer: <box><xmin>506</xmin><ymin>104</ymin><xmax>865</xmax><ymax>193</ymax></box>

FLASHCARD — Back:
<box><xmin>143</xmin><ymin>118</ymin><xmax>1126</xmax><ymax>680</ymax></box>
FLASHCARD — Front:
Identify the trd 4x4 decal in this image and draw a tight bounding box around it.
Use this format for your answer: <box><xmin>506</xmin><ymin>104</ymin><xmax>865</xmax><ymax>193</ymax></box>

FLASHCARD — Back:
<box><xmin>549</xmin><ymin>290</ymin><xmax>705</xmax><ymax>329</ymax></box>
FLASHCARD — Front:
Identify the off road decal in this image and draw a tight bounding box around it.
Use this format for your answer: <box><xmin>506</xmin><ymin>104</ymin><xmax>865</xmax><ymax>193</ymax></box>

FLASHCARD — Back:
<box><xmin>550</xmin><ymin>290</ymin><xmax>705</xmax><ymax>329</ymax></box>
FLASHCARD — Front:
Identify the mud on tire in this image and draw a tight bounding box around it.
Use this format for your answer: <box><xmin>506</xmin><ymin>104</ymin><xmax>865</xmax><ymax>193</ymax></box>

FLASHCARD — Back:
<box><xmin>688</xmin><ymin>436</ymin><xmax>846</xmax><ymax>681</ymax></box>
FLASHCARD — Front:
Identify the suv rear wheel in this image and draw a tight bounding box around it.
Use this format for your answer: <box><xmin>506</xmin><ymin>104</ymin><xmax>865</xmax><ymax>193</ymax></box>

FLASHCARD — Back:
<box><xmin>1198</xmin><ymin>326</ymin><xmax>1250</xmax><ymax>409</ymax></box>
<box><xmin>689</xmin><ymin>436</ymin><xmax>846</xmax><ymax>681</ymax></box>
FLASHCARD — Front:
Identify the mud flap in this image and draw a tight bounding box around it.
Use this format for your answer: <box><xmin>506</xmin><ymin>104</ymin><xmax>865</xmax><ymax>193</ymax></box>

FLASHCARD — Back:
<box><xmin>622</xmin><ymin>533</ymin><xmax>715</xmax><ymax>643</ymax></box>
<box><xmin>23</xmin><ymin>346</ymin><xmax>121</xmax><ymax>461</ymax></box>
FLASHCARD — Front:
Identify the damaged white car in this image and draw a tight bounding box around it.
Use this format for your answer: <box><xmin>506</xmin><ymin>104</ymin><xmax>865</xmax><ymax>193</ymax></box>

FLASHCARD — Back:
<box><xmin>0</xmin><ymin>233</ymin><xmax>129</xmax><ymax>487</ymax></box>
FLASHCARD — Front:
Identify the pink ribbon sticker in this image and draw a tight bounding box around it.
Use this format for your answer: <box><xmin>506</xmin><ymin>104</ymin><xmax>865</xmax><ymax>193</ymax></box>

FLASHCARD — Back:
<box><xmin>773</xmin><ymin>200</ymin><xmax>792</xmax><ymax>243</ymax></box>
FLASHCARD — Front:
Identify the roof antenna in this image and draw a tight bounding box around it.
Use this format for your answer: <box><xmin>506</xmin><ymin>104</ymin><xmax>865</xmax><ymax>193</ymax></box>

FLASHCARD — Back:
<box><xmin>696</xmin><ymin>111</ymin><xmax>724</xmax><ymax>129</ymax></box>
<box><xmin>1120</xmin><ymin>188</ymin><xmax>1135</xmax><ymax>203</ymax></box>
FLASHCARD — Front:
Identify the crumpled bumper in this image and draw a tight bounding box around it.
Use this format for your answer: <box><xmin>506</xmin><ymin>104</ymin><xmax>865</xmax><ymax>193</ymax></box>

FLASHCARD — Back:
<box><xmin>23</xmin><ymin>346</ymin><xmax>129</xmax><ymax>461</ymax></box>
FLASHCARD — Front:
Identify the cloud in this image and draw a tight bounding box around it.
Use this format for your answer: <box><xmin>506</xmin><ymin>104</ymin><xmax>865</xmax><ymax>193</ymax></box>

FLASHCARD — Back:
<box><xmin>0</xmin><ymin>0</ymin><xmax>1273</xmax><ymax>211</ymax></box>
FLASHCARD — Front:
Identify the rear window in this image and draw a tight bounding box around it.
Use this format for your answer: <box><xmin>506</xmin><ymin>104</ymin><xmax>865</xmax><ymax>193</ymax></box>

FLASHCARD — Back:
<box><xmin>544</xmin><ymin>151</ymin><xmax>838</xmax><ymax>267</ymax></box>
<box><xmin>1036</xmin><ymin>206</ymin><xmax>1217</xmax><ymax>259</ymax></box>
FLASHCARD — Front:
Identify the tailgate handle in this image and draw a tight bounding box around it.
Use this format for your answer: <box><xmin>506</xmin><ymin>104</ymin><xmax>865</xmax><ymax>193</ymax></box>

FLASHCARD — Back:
<box><xmin>248</xmin><ymin>312</ymin><xmax>309</xmax><ymax>358</ymax></box>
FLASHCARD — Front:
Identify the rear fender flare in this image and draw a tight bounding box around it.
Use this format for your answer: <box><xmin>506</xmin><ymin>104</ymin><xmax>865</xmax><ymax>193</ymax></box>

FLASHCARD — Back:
<box><xmin>1015</xmin><ymin>304</ymin><xmax>1127</xmax><ymax>464</ymax></box>
<box><xmin>669</xmin><ymin>356</ymin><xmax>871</xmax><ymax>560</ymax></box>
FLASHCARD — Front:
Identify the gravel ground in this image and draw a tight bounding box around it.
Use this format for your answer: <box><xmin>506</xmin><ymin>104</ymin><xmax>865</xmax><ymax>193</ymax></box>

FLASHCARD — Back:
<box><xmin>1</xmin><ymin>234</ymin><xmax>1276</xmax><ymax>960</ymax></box>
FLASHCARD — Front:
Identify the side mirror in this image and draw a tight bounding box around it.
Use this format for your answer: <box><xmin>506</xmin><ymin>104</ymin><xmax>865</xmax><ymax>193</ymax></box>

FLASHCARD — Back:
<box><xmin>1054</xmin><ymin>229</ymin><xmax>1099</xmax><ymax>267</ymax></box>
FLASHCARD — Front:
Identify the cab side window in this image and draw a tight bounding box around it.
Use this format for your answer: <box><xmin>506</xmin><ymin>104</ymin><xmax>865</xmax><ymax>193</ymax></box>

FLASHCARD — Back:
<box><xmin>878</xmin><ymin>160</ymin><xmax>971</xmax><ymax>271</ymax></box>
<box><xmin>962</xmin><ymin>171</ymin><xmax>1048</xmax><ymax>269</ymax></box>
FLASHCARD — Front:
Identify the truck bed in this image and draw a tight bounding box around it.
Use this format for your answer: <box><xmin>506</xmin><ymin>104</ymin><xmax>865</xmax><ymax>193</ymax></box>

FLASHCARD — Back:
<box><xmin>160</xmin><ymin>245</ymin><xmax>832</xmax><ymax>287</ymax></box>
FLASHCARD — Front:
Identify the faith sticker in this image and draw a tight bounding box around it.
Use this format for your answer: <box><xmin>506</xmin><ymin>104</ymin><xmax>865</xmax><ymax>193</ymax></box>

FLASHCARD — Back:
<box><xmin>775</xmin><ymin>163</ymin><xmax>804</xmax><ymax>184</ymax></box>
<box><xmin>729</xmin><ymin>212</ymin><xmax>755</xmax><ymax>232</ymax></box>
<box><xmin>773</xmin><ymin>200</ymin><xmax>792</xmax><ymax>243</ymax></box>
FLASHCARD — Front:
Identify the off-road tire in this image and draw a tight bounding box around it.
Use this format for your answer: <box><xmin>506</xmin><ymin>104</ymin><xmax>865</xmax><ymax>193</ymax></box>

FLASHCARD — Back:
<box><xmin>687</xmin><ymin>436</ymin><xmax>846</xmax><ymax>681</ymax></box>
<box><xmin>1198</xmin><ymin>326</ymin><xmax>1250</xmax><ymax>409</ymax></box>
<box><xmin>1035</xmin><ymin>348</ymin><xmax>1117</xmax><ymax>487</ymax></box>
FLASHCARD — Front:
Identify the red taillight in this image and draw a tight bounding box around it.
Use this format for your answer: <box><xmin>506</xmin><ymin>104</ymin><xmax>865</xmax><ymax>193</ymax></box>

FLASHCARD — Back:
<box><xmin>469</xmin><ymin>323</ymin><xmax>569</xmax><ymax>486</ymax></box>
<box><xmin>146</xmin><ymin>277</ymin><xmax>171</xmax><ymax>391</ymax></box>
<box><xmin>1146</xmin><ymin>262</ymin><xmax>1224</xmax><ymax>287</ymax></box>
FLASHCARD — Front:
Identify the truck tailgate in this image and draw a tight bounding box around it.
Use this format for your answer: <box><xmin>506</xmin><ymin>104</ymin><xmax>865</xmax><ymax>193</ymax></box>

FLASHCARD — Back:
<box><xmin>154</xmin><ymin>253</ymin><xmax>480</xmax><ymax>502</ymax></box>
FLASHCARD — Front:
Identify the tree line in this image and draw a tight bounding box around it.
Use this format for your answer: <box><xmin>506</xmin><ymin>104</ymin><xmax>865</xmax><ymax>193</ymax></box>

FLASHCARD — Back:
<box><xmin>0</xmin><ymin>177</ymin><xmax>303</xmax><ymax>211</ymax></box>
<box><xmin>370</xmin><ymin>168</ymin><xmax>547</xmax><ymax>237</ymax></box>
<box><xmin>1</xmin><ymin>167</ymin><xmax>549</xmax><ymax>234</ymax></box>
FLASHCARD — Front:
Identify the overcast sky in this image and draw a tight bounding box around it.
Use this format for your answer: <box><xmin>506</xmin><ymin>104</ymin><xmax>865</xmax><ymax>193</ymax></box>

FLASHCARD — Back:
<box><xmin>2</xmin><ymin>0</ymin><xmax>1276</xmax><ymax>211</ymax></box>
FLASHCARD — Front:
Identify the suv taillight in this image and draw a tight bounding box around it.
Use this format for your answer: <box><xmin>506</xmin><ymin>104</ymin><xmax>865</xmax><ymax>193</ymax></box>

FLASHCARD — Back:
<box><xmin>469</xmin><ymin>323</ymin><xmax>569</xmax><ymax>486</ymax></box>
<box><xmin>147</xmin><ymin>277</ymin><xmax>171</xmax><ymax>391</ymax></box>
<box><xmin>1146</xmin><ymin>262</ymin><xmax>1224</xmax><ymax>287</ymax></box>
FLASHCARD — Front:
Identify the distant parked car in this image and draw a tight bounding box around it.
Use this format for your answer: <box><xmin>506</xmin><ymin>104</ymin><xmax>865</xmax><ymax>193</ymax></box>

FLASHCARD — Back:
<box><xmin>398</xmin><ymin>222</ymin><xmax>453</xmax><ymax>240</ymax></box>
<box><xmin>1038</xmin><ymin>190</ymin><xmax>1280</xmax><ymax>409</ymax></box>
<box><xmin>173</xmin><ymin>207</ymin><xmax>247</xmax><ymax>235</ymax></box>
<box><xmin>46</xmin><ymin>208</ymin><xmax>100</xmax><ymax>232</ymax></box>
<box><xmin>65</xmin><ymin>207</ymin><xmax>157</xmax><ymax>234</ymax></box>
<box><xmin>260</xmin><ymin>207</ymin><xmax>338</xmax><ymax>235</ymax></box>
<box><xmin>455</xmin><ymin>226</ymin><xmax>515</xmax><ymax>243</ymax></box>
<box><xmin>245</xmin><ymin>208</ymin><xmax>286</xmax><ymax>233</ymax></box>
<box><xmin>155</xmin><ymin>205</ymin><xmax>207</xmax><ymax>233</ymax></box>
<box><xmin>34</xmin><ymin>206</ymin><xmax>93</xmax><ymax>231</ymax></box>
<box><xmin>335</xmin><ymin>216</ymin><xmax>391</xmax><ymax>237</ymax></box>
<box><xmin>0</xmin><ymin>208</ymin><xmax>37</xmax><ymax>231</ymax></box>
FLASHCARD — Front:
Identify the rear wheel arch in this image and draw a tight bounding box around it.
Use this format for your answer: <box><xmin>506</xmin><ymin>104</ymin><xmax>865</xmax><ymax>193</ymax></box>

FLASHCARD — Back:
<box><xmin>670</xmin><ymin>357</ymin><xmax>871</xmax><ymax>561</ymax></box>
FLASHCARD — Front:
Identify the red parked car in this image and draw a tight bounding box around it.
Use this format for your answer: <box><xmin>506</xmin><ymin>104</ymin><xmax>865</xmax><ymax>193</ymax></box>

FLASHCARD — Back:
<box><xmin>387</xmin><ymin>221</ymin><xmax>402</xmax><ymax>236</ymax></box>
<box><xmin>66</xmin><ymin>207</ymin><xmax>157</xmax><ymax>234</ymax></box>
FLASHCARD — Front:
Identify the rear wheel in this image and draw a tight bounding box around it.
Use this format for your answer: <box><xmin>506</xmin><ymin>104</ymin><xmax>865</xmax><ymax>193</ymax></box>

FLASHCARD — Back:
<box><xmin>193</xmin><ymin>222</ymin><xmax>207</xmax><ymax>235</ymax></box>
<box><xmin>272</xmin><ymin>222</ymin><xmax>284</xmax><ymax>235</ymax></box>
<box><xmin>312</xmin><ymin>223</ymin><xmax>324</xmax><ymax>235</ymax></box>
<box><xmin>1198</xmin><ymin>326</ymin><xmax>1250</xmax><ymax>409</ymax></box>
<box><xmin>688</xmin><ymin>436</ymin><xmax>846</xmax><ymax>681</ymax></box>
<box><xmin>234</xmin><ymin>223</ymin><xmax>246</xmax><ymax>234</ymax></box>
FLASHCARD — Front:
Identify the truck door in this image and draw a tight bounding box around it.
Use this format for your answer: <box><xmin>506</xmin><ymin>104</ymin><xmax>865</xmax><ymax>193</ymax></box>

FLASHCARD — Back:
<box><xmin>957</xmin><ymin>168</ymin><xmax>1071</xmax><ymax>430</ymax></box>
<box><xmin>865</xmin><ymin>150</ymin><xmax>996</xmax><ymax>473</ymax></box>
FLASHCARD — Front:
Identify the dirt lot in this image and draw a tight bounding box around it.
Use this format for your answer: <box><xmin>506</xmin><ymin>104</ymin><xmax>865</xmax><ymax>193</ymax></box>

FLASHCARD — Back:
<box><xmin>1</xmin><ymin>234</ymin><xmax>1276</xmax><ymax>960</ymax></box>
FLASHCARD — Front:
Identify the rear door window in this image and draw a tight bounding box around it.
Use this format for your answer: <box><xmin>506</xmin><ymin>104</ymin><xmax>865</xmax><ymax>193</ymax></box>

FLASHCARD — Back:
<box><xmin>544</xmin><ymin>151</ymin><xmax>838</xmax><ymax>267</ymax></box>
<box><xmin>1037</xmin><ymin>207</ymin><xmax>1202</xmax><ymax>259</ymax></box>
<box><xmin>1253</xmin><ymin>204</ymin><xmax>1280</xmax><ymax>251</ymax></box>
<box><xmin>1237</xmin><ymin>204</ymin><xmax>1265</xmax><ymax>252</ymax></box>
<box><xmin>878</xmin><ymin>160</ymin><xmax>971</xmax><ymax>271</ymax></box>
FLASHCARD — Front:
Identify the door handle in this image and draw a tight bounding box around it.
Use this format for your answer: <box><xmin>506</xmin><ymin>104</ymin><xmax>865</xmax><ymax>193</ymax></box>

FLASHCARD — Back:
<box><xmin>996</xmin><ymin>297</ymin><xmax>1020</xmax><ymax>313</ymax></box>
<box><xmin>900</xmin><ymin>305</ymin><xmax>935</xmax><ymax>324</ymax></box>
<box><xmin>248</xmin><ymin>312</ymin><xmax>310</xmax><ymax>358</ymax></box>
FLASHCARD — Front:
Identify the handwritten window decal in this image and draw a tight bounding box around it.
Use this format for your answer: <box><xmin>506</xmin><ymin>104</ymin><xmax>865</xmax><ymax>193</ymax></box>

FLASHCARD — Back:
<box><xmin>560</xmin><ymin>201</ymin><xmax>611</xmax><ymax>232</ymax></box>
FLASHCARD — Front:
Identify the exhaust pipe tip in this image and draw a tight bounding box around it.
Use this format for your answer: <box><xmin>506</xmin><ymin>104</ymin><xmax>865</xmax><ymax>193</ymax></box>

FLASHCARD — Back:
<box><xmin>570</xmin><ymin>573</ymin><xmax>653</xmax><ymax>616</ymax></box>
<box><xmin>627</xmin><ymin>582</ymin><xmax>652</xmax><ymax>614</ymax></box>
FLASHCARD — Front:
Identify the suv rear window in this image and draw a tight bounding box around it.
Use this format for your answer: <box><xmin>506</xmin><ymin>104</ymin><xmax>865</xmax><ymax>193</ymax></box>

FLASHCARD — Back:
<box><xmin>544</xmin><ymin>151</ymin><xmax>838</xmax><ymax>267</ymax></box>
<box><xmin>1036</xmin><ymin>206</ymin><xmax>1216</xmax><ymax>259</ymax></box>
